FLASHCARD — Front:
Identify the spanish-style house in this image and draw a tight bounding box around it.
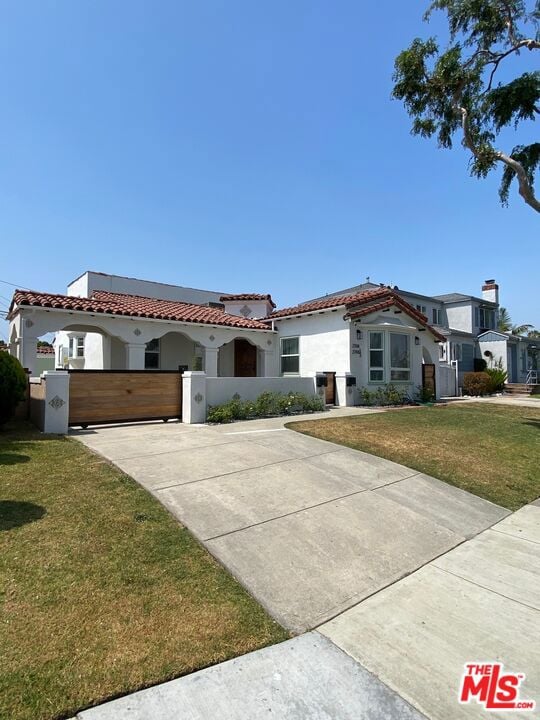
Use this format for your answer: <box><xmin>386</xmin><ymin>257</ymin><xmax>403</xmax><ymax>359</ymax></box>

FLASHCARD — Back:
<box><xmin>6</xmin><ymin>271</ymin><xmax>538</xmax><ymax>419</ymax></box>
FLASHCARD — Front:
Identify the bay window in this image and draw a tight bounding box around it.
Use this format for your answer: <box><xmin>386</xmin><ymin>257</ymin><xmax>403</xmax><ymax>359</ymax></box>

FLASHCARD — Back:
<box><xmin>369</xmin><ymin>332</ymin><xmax>384</xmax><ymax>382</ymax></box>
<box><xmin>390</xmin><ymin>333</ymin><xmax>410</xmax><ymax>381</ymax></box>
<box><xmin>369</xmin><ymin>331</ymin><xmax>412</xmax><ymax>383</ymax></box>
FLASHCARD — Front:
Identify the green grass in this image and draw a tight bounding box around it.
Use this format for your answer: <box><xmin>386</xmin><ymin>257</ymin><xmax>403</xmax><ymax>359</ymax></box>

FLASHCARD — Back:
<box><xmin>0</xmin><ymin>422</ymin><xmax>288</xmax><ymax>720</ymax></box>
<box><xmin>289</xmin><ymin>403</ymin><xmax>540</xmax><ymax>511</ymax></box>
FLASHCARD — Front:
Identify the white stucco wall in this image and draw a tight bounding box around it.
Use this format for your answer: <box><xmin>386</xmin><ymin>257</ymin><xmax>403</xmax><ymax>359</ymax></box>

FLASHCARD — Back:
<box><xmin>67</xmin><ymin>271</ymin><xmax>226</xmax><ymax>305</ymax></box>
<box><xmin>274</xmin><ymin>310</ymin><xmax>352</xmax><ymax>376</ymax></box>
<box><xmin>159</xmin><ymin>332</ymin><xmax>196</xmax><ymax>371</ymax></box>
<box><xmin>478</xmin><ymin>339</ymin><xmax>509</xmax><ymax>372</ymax></box>
<box><xmin>206</xmin><ymin>376</ymin><xmax>318</xmax><ymax>407</ymax></box>
<box><xmin>445</xmin><ymin>302</ymin><xmax>474</xmax><ymax>333</ymax></box>
<box><xmin>221</xmin><ymin>300</ymin><xmax>273</xmax><ymax>319</ymax></box>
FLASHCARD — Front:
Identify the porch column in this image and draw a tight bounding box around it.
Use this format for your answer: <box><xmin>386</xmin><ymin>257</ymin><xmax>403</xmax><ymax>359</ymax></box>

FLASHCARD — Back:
<box><xmin>125</xmin><ymin>343</ymin><xmax>147</xmax><ymax>370</ymax></box>
<box><xmin>259</xmin><ymin>348</ymin><xmax>277</xmax><ymax>377</ymax></box>
<box><xmin>204</xmin><ymin>347</ymin><xmax>219</xmax><ymax>377</ymax></box>
<box><xmin>21</xmin><ymin>336</ymin><xmax>38</xmax><ymax>376</ymax></box>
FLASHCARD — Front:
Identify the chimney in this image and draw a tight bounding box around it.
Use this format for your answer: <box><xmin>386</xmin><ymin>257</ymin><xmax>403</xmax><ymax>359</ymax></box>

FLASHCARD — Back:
<box><xmin>482</xmin><ymin>279</ymin><xmax>499</xmax><ymax>305</ymax></box>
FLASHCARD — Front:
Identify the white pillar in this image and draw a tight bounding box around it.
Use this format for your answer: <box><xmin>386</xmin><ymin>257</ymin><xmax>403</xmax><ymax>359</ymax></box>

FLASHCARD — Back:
<box><xmin>21</xmin><ymin>336</ymin><xmax>38</xmax><ymax>376</ymax></box>
<box><xmin>182</xmin><ymin>371</ymin><xmax>207</xmax><ymax>424</ymax></box>
<box><xmin>335</xmin><ymin>373</ymin><xmax>355</xmax><ymax>407</ymax></box>
<box><xmin>260</xmin><ymin>348</ymin><xmax>277</xmax><ymax>377</ymax></box>
<box><xmin>204</xmin><ymin>347</ymin><xmax>219</xmax><ymax>377</ymax></box>
<box><xmin>125</xmin><ymin>343</ymin><xmax>146</xmax><ymax>370</ymax></box>
<box><xmin>42</xmin><ymin>371</ymin><xmax>70</xmax><ymax>434</ymax></box>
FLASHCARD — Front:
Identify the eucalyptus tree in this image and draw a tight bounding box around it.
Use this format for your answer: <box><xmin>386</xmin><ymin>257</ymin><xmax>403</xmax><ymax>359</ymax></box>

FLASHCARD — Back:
<box><xmin>393</xmin><ymin>1</ymin><xmax>540</xmax><ymax>212</ymax></box>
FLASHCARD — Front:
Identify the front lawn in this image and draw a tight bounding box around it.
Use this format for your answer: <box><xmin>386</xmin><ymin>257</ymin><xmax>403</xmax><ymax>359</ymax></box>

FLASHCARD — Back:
<box><xmin>0</xmin><ymin>423</ymin><xmax>288</xmax><ymax>720</ymax></box>
<box><xmin>289</xmin><ymin>403</ymin><xmax>540</xmax><ymax>511</ymax></box>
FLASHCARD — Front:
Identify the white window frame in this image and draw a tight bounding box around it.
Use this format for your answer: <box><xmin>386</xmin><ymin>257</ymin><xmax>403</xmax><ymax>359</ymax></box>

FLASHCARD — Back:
<box><xmin>68</xmin><ymin>336</ymin><xmax>85</xmax><ymax>359</ymax></box>
<box><xmin>145</xmin><ymin>338</ymin><xmax>160</xmax><ymax>370</ymax></box>
<box><xmin>280</xmin><ymin>336</ymin><xmax>300</xmax><ymax>375</ymax></box>
<box><xmin>416</xmin><ymin>304</ymin><xmax>427</xmax><ymax>315</ymax></box>
<box><xmin>432</xmin><ymin>308</ymin><xmax>442</xmax><ymax>325</ymax></box>
<box><xmin>389</xmin><ymin>332</ymin><xmax>411</xmax><ymax>382</ymax></box>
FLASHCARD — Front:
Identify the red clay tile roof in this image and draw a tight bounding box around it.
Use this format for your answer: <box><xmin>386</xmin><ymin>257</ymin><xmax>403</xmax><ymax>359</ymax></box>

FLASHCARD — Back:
<box><xmin>37</xmin><ymin>345</ymin><xmax>55</xmax><ymax>354</ymax></box>
<box><xmin>269</xmin><ymin>287</ymin><xmax>391</xmax><ymax>318</ymax></box>
<box><xmin>9</xmin><ymin>290</ymin><xmax>272</xmax><ymax>331</ymax></box>
<box><xmin>270</xmin><ymin>287</ymin><xmax>446</xmax><ymax>341</ymax></box>
<box><xmin>220</xmin><ymin>293</ymin><xmax>276</xmax><ymax>308</ymax></box>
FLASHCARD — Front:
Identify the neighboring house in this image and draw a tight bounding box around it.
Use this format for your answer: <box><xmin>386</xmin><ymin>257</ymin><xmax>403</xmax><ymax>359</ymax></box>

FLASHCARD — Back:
<box><xmin>6</xmin><ymin>271</ymin><xmax>537</xmax><ymax>403</ymax></box>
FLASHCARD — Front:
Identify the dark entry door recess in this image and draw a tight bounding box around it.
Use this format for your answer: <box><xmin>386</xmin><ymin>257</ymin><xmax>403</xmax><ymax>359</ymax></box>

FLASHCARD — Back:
<box><xmin>422</xmin><ymin>363</ymin><xmax>436</xmax><ymax>398</ymax></box>
<box><xmin>234</xmin><ymin>339</ymin><xmax>257</xmax><ymax>377</ymax></box>
<box><xmin>324</xmin><ymin>371</ymin><xmax>336</xmax><ymax>405</ymax></box>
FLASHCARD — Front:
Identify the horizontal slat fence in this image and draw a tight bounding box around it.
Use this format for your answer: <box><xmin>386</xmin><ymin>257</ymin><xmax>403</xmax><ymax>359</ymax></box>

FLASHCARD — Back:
<box><xmin>68</xmin><ymin>371</ymin><xmax>182</xmax><ymax>426</ymax></box>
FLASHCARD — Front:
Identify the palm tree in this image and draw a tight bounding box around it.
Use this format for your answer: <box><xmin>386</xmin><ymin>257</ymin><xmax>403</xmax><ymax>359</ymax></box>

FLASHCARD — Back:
<box><xmin>511</xmin><ymin>323</ymin><xmax>534</xmax><ymax>336</ymax></box>
<box><xmin>527</xmin><ymin>329</ymin><xmax>540</xmax><ymax>339</ymax></box>
<box><xmin>497</xmin><ymin>307</ymin><xmax>512</xmax><ymax>333</ymax></box>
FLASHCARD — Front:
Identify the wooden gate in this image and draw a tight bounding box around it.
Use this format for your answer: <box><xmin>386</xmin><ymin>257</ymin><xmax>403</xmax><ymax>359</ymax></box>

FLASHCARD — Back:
<box><xmin>68</xmin><ymin>370</ymin><xmax>182</xmax><ymax>427</ymax></box>
<box><xmin>422</xmin><ymin>363</ymin><xmax>436</xmax><ymax>399</ymax></box>
<box><xmin>324</xmin><ymin>371</ymin><xmax>336</xmax><ymax>405</ymax></box>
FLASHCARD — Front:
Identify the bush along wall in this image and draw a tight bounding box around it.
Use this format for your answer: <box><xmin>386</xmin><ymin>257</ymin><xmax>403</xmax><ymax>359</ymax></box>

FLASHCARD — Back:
<box><xmin>359</xmin><ymin>384</ymin><xmax>413</xmax><ymax>407</ymax></box>
<box><xmin>207</xmin><ymin>390</ymin><xmax>325</xmax><ymax>424</ymax></box>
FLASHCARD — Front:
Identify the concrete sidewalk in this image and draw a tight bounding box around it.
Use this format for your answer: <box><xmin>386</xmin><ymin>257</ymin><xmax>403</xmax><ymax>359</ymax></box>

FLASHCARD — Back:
<box><xmin>73</xmin><ymin>411</ymin><xmax>509</xmax><ymax>632</ymax></box>
<box><xmin>320</xmin><ymin>503</ymin><xmax>540</xmax><ymax>719</ymax></box>
<box><xmin>77</xmin><ymin>633</ymin><xmax>426</xmax><ymax>720</ymax></box>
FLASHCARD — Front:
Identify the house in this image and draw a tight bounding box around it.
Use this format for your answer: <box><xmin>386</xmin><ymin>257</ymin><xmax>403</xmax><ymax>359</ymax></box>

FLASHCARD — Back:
<box><xmin>6</xmin><ymin>272</ymin><xmax>537</xmax><ymax>410</ymax></box>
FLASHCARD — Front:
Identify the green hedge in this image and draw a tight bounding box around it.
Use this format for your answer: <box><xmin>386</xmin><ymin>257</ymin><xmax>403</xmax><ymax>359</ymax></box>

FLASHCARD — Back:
<box><xmin>207</xmin><ymin>390</ymin><xmax>325</xmax><ymax>423</ymax></box>
<box><xmin>0</xmin><ymin>353</ymin><xmax>27</xmax><ymax>426</ymax></box>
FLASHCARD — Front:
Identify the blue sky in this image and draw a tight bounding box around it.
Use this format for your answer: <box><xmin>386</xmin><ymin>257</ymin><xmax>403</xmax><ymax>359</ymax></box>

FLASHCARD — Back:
<box><xmin>1</xmin><ymin>0</ymin><xmax>538</xmax><ymax>341</ymax></box>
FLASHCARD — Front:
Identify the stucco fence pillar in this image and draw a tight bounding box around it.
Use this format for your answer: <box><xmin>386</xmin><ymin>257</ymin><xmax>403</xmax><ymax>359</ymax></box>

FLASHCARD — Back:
<box><xmin>334</xmin><ymin>372</ymin><xmax>356</xmax><ymax>407</ymax></box>
<box><xmin>28</xmin><ymin>371</ymin><xmax>70</xmax><ymax>434</ymax></box>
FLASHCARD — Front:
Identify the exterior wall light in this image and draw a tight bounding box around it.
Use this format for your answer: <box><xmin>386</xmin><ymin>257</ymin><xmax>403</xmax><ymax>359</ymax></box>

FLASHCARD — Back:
<box><xmin>356</xmin><ymin>329</ymin><xmax>363</xmax><ymax>340</ymax></box>
<box><xmin>415</xmin><ymin>336</ymin><xmax>420</xmax><ymax>345</ymax></box>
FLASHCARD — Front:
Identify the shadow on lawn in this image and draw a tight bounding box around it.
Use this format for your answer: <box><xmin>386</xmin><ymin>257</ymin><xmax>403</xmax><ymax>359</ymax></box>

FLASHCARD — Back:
<box><xmin>0</xmin><ymin>452</ymin><xmax>31</xmax><ymax>466</ymax></box>
<box><xmin>522</xmin><ymin>418</ymin><xmax>540</xmax><ymax>429</ymax></box>
<box><xmin>0</xmin><ymin>500</ymin><xmax>46</xmax><ymax>531</ymax></box>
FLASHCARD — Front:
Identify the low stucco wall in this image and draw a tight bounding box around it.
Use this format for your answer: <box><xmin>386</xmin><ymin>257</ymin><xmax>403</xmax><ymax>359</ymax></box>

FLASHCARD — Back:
<box><xmin>206</xmin><ymin>376</ymin><xmax>318</xmax><ymax>407</ymax></box>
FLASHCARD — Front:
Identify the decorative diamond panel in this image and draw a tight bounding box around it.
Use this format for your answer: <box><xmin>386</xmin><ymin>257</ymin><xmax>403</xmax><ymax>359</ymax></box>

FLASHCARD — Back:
<box><xmin>49</xmin><ymin>395</ymin><xmax>65</xmax><ymax>410</ymax></box>
<box><xmin>25</xmin><ymin>319</ymin><xmax>34</xmax><ymax>328</ymax></box>
<box><xmin>194</xmin><ymin>392</ymin><xmax>204</xmax><ymax>404</ymax></box>
<box><xmin>240</xmin><ymin>305</ymin><xmax>252</xmax><ymax>318</ymax></box>
<box><xmin>209</xmin><ymin>335</ymin><xmax>215</xmax><ymax>342</ymax></box>
<box><xmin>232</xmin><ymin>392</ymin><xmax>241</xmax><ymax>401</ymax></box>
<box><xmin>267</xmin><ymin>339</ymin><xmax>272</xmax><ymax>346</ymax></box>
<box><xmin>133</xmin><ymin>328</ymin><xmax>142</xmax><ymax>336</ymax></box>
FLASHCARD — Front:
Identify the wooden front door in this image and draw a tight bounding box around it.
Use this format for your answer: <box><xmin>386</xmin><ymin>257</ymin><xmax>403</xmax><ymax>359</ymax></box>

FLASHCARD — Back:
<box><xmin>422</xmin><ymin>363</ymin><xmax>436</xmax><ymax>399</ymax></box>
<box><xmin>324</xmin><ymin>371</ymin><xmax>336</xmax><ymax>405</ymax></box>
<box><xmin>234</xmin><ymin>339</ymin><xmax>257</xmax><ymax>377</ymax></box>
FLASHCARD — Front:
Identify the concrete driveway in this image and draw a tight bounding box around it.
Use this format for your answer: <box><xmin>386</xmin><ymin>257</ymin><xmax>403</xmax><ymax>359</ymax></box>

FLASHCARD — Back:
<box><xmin>73</xmin><ymin>409</ymin><xmax>509</xmax><ymax>633</ymax></box>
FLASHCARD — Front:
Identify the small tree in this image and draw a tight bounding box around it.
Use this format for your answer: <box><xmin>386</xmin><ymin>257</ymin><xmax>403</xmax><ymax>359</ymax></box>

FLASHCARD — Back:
<box><xmin>393</xmin><ymin>1</ymin><xmax>540</xmax><ymax>213</ymax></box>
<box><xmin>0</xmin><ymin>353</ymin><xmax>27</xmax><ymax>426</ymax></box>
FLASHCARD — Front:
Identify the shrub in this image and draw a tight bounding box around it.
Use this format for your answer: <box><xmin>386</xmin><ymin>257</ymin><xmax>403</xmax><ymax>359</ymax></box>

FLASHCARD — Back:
<box><xmin>207</xmin><ymin>390</ymin><xmax>324</xmax><ymax>423</ymax></box>
<box><xmin>463</xmin><ymin>372</ymin><xmax>491</xmax><ymax>396</ymax></box>
<box><xmin>485</xmin><ymin>367</ymin><xmax>508</xmax><ymax>392</ymax></box>
<box><xmin>416</xmin><ymin>384</ymin><xmax>435</xmax><ymax>403</ymax></box>
<box><xmin>474</xmin><ymin>357</ymin><xmax>488</xmax><ymax>372</ymax></box>
<box><xmin>359</xmin><ymin>384</ymin><xmax>408</xmax><ymax>406</ymax></box>
<box><xmin>0</xmin><ymin>353</ymin><xmax>27</xmax><ymax>426</ymax></box>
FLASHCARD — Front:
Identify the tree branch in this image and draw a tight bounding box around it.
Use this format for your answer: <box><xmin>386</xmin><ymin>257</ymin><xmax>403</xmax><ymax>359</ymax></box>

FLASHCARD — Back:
<box><xmin>457</xmin><ymin>103</ymin><xmax>540</xmax><ymax>213</ymax></box>
<box><xmin>485</xmin><ymin>39</ymin><xmax>540</xmax><ymax>92</ymax></box>
<box><xmin>495</xmin><ymin>150</ymin><xmax>540</xmax><ymax>213</ymax></box>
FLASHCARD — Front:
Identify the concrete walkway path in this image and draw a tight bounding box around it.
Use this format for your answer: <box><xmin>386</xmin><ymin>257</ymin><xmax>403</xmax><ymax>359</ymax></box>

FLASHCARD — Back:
<box><xmin>73</xmin><ymin>410</ymin><xmax>509</xmax><ymax>632</ymax></box>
